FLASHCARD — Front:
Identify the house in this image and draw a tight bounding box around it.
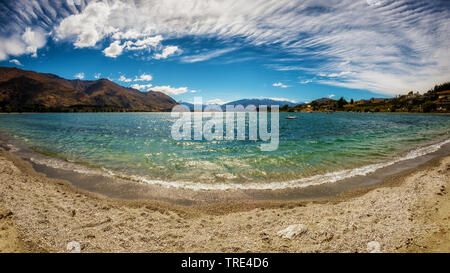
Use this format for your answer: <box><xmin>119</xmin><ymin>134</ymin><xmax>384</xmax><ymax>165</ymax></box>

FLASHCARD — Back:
<box><xmin>437</xmin><ymin>90</ymin><xmax>450</xmax><ymax>100</ymax></box>
<box><xmin>436</xmin><ymin>90</ymin><xmax>450</xmax><ymax>111</ymax></box>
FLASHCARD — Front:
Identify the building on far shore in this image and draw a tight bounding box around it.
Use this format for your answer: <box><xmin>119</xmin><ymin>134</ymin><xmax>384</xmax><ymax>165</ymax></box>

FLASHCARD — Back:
<box><xmin>437</xmin><ymin>90</ymin><xmax>450</xmax><ymax>111</ymax></box>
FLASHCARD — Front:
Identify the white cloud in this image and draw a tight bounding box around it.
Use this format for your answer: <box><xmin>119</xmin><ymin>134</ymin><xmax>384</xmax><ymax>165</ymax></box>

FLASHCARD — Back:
<box><xmin>9</xmin><ymin>59</ymin><xmax>22</xmax><ymax>66</ymax></box>
<box><xmin>74</xmin><ymin>72</ymin><xmax>84</xmax><ymax>80</ymax></box>
<box><xmin>94</xmin><ymin>73</ymin><xmax>101</xmax><ymax>79</ymax></box>
<box><xmin>181</xmin><ymin>48</ymin><xmax>236</xmax><ymax>63</ymax></box>
<box><xmin>131</xmin><ymin>83</ymin><xmax>153</xmax><ymax>91</ymax></box>
<box><xmin>103</xmin><ymin>36</ymin><xmax>167</xmax><ymax>58</ymax></box>
<box><xmin>21</xmin><ymin>27</ymin><xmax>47</xmax><ymax>57</ymax></box>
<box><xmin>119</xmin><ymin>73</ymin><xmax>153</xmax><ymax>82</ymax></box>
<box><xmin>328</xmin><ymin>94</ymin><xmax>335</xmax><ymax>98</ymax></box>
<box><xmin>135</xmin><ymin>73</ymin><xmax>152</xmax><ymax>82</ymax></box>
<box><xmin>124</xmin><ymin>35</ymin><xmax>163</xmax><ymax>51</ymax></box>
<box><xmin>0</xmin><ymin>27</ymin><xmax>47</xmax><ymax>60</ymax></box>
<box><xmin>267</xmin><ymin>97</ymin><xmax>297</xmax><ymax>103</ymax></box>
<box><xmin>150</xmin><ymin>85</ymin><xmax>189</xmax><ymax>95</ymax></box>
<box><xmin>118</xmin><ymin>75</ymin><xmax>132</xmax><ymax>82</ymax></box>
<box><xmin>55</xmin><ymin>2</ymin><xmax>115</xmax><ymax>48</ymax></box>
<box><xmin>154</xmin><ymin>46</ymin><xmax>181</xmax><ymax>59</ymax></box>
<box><xmin>272</xmin><ymin>82</ymin><xmax>289</xmax><ymax>88</ymax></box>
<box><xmin>103</xmin><ymin>40</ymin><xmax>125</xmax><ymax>58</ymax></box>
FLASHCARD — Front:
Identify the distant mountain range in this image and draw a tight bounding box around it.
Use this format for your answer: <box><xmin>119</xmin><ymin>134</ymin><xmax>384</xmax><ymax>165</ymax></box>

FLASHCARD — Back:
<box><xmin>0</xmin><ymin>67</ymin><xmax>177</xmax><ymax>112</ymax></box>
<box><xmin>179</xmin><ymin>98</ymin><xmax>300</xmax><ymax>111</ymax></box>
<box><xmin>223</xmin><ymin>98</ymin><xmax>299</xmax><ymax>108</ymax></box>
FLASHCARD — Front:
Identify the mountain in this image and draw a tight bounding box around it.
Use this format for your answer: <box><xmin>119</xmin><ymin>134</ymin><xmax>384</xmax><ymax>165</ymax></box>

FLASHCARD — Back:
<box><xmin>177</xmin><ymin>101</ymin><xmax>202</xmax><ymax>111</ymax></box>
<box><xmin>178</xmin><ymin>98</ymin><xmax>300</xmax><ymax>111</ymax></box>
<box><xmin>223</xmin><ymin>98</ymin><xmax>299</xmax><ymax>108</ymax></box>
<box><xmin>0</xmin><ymin>67</ymin><xmax>177</xmax><ymax>112</ymax></box>
<box><xmin>312</xmin><ymin>98</ymin><xmax>335</xmax><ymax>104</ymax></box>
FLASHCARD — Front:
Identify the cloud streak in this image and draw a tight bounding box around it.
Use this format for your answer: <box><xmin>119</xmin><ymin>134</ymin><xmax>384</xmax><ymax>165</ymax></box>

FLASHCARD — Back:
<box><xmin>180</xmin><ymin>48</ymin><xmax>236</xmax><ymax>63</ymax></box>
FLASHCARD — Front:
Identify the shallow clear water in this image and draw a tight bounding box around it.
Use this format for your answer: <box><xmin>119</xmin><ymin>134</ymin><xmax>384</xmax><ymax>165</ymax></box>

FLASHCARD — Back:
<box><xmin>0</xmin><ymin>112</ymin><xmax>449</xmax><ymax>189</ymax></box>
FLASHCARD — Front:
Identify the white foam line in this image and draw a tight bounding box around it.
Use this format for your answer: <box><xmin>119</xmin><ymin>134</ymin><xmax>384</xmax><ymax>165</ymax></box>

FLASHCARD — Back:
<box><xmin>29</xmin><ymin>138</ymin><xmax>450</xmax><ymax>191</ymax></box>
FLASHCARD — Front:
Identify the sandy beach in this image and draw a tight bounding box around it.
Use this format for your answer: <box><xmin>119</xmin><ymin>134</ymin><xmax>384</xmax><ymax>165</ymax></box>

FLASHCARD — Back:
<box><xmin>0</xmin><ymin>147</ymin><xmax>449</xmax><ymax>253</ymax></box>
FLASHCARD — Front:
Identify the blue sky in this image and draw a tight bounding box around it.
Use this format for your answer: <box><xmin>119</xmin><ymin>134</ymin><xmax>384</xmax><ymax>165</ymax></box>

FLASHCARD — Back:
<box><xmin>1</xmin><ymin>0</ymin><xmax>449</xmax><ymax>104</ymax></box>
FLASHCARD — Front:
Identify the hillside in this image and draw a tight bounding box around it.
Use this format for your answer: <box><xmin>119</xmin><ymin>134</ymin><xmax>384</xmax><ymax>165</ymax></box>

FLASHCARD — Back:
<box><xmin>281</xmin><ymin>82</ymin><xmax>450</xmax><ymax>113</ymax></box>
<box><xmin>222</xmin><ymin>98</ymin><xmax>298</xmax><ymax>109</ymax></box>
<box><xmin>0</xmin><ymin>67</ymin><xmax>177</xmax><ymax>112</ymax></box>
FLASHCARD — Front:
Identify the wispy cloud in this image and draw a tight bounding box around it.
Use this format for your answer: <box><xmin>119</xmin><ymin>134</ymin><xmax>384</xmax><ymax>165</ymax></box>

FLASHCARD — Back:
<box><xmin>299</xmin><ymin>79</ymin><xmax>313</xmax><ymax>84</ymax></box>
<box><xmin>272</xmin><ymin>82</ymin><xmax>289</xmax><ymax>88</ymax></box>
<box><xmin>181</xmin><ymin>48</ymin><xmax>236</xmax><ymax>63</ymax></box>
<box><xmin>320</xmin><ymin>71</ymin><xmax>352</xmax><ymax>78</ymax></box>
<box><xmin>0</xmin><ymin>0</ymin><xmax>449</xmax><ymax>94</ymax></box>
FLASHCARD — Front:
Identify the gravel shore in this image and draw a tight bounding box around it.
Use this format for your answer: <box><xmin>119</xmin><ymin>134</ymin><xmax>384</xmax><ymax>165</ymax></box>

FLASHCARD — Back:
<box><xmin>0</xmin><ymin>149</ymin><xmax>448</xmax><ymax>253</ymax></box>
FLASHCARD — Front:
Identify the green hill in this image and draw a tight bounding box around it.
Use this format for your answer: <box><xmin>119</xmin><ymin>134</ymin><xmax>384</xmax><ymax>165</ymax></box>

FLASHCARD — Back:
<box><xmin>281</xmin><ymin>82</ymin><xmax>450</xmax><ymax>113</ymax></box>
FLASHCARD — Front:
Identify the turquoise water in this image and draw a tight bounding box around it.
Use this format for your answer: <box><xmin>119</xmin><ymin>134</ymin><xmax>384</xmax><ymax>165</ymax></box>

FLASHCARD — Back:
<box><xmin>0</xmin><ymin>112</ymin><xmax>449</xmax><ymax>189</ymax></box>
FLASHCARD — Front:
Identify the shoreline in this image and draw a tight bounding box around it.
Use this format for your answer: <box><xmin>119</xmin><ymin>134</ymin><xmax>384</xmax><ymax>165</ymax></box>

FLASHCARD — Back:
<box><xmin>0</xmin><ymin>146</ymin><xmax>449</xmax><ymax>252</ymax></box>
<box><xmin>9</xmin><ymin>136</ymin><xmax>450</xmax><ymax>205</ymax></box>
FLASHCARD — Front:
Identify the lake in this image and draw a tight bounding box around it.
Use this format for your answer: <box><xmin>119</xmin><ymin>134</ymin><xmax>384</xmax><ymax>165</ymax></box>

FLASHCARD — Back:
<box><xmin>0</xmin><ymin>112</ymin><xmax>449</xmax><ymax>190</ymax></box>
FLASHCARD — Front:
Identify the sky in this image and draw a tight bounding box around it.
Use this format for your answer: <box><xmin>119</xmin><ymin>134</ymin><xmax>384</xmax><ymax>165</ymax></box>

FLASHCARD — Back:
<box><xmin>0</xmin><ymin>0</ymin><xmax>449</xmax><ymax>104</ymax></box>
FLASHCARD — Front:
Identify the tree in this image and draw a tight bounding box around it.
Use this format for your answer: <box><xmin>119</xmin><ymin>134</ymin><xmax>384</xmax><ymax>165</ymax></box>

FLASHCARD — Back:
<box><xmin>422</xmin><ymin>101</ymin><xmax>435</xmax><ymax>113</ymax></box>
<box><xmin>337</xmin><ymin>97</ymin><xmax>347</xmax><ymax>109</ymax></box>
<box><xmin>280</xmin><ymin>104</ymin><xmax>289</xmax><ymax>111</ymax></box>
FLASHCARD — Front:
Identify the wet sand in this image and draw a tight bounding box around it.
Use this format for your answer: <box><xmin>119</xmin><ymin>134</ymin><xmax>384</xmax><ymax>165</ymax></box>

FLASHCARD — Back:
<box><xmin>0</xmin><ymin>147</ymin><xmax>449</xmax><ymax>253</ymax></box>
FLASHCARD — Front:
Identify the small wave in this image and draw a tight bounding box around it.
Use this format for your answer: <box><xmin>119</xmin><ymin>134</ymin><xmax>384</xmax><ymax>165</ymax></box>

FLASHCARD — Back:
<box><xmin>28</xmin><ymin>138</ymin><xmax>450</xmax><ymax>191</ymax></box>
<box><xmin>28</xmin><ymin>156</ymin><xmax>109</xmax><ymax>177</ymax></box>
